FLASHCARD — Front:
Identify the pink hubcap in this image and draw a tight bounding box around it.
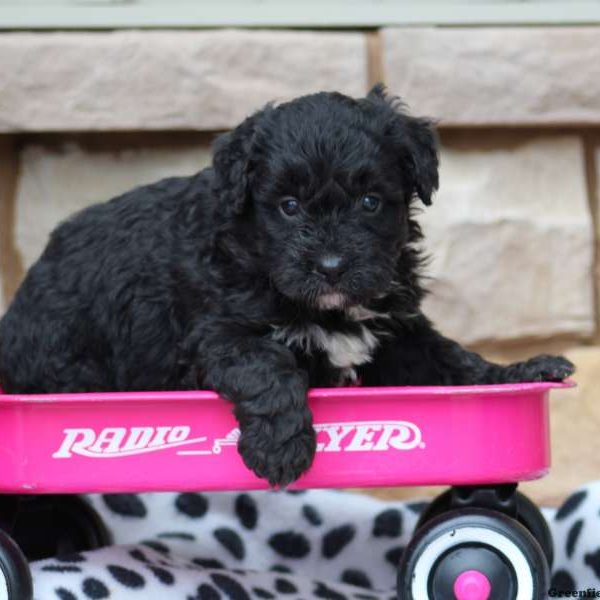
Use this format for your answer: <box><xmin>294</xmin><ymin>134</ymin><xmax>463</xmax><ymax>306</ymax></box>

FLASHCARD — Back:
<box><xmin>453</xmin><ymin>570</ymin><xmax>492</xmax><ymax>600</ymax></box>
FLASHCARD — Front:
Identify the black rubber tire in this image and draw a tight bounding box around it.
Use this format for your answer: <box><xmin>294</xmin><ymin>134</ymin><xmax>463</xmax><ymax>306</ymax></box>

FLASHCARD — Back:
<box><xmin>398</xmin><ymin>508</ymin><xmax>549</xmax><ymax>600</ymax></box>
<box><xmin>414</xmin><ymin>489</ymin><xmax>453</xmax><ymax>529</ymax></box>
<box><xmin>12</xmin><ymin>495</ymin><xmax>112</xmax><ymax>561</ymax></box>
<box><xmin>416</xmin><ymin>488</ymin><xmax>554</xmax><ymax>567</ymax></box>
<box><xmin>514</xmin><ymin>491</ymin><xmax>554</xmax><ymax>569</ymax></box>
<box><xmin>0</xmin><ymin>529</ymin><xmax>33</xmax><ymax>600</ymax></box>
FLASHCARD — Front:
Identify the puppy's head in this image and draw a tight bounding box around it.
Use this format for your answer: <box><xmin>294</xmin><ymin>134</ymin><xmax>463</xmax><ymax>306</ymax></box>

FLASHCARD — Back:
<box><xmin>212</xmin><ymin>85</ymin><xmax>439</xmax><ymax>311</ymax></box>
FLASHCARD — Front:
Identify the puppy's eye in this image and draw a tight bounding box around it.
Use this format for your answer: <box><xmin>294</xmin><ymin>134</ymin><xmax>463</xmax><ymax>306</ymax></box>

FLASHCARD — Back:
<box><xmin>361</xmin><ymin>194</ymin><xmax>381</xmax><ymax>213</ymax></box>
<box><xmin>280</xmin><ymin>197</ymin><xmax>300</xmax><ymax>217</ymax></box>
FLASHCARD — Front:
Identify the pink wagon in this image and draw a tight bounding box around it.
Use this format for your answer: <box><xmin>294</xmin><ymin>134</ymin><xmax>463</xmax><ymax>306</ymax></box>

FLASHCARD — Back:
<box><xmin>0</xmin><ymin>381</ymin><xmax>571</xmax><ymax>600</ymax></box>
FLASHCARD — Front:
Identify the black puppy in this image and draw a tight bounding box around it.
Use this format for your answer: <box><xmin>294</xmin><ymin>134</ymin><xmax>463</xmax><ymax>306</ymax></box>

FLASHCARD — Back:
<box><xmin>0</xmin><ymin>86</ymin><xmax>573</xmax><ymax>485</ymax></box>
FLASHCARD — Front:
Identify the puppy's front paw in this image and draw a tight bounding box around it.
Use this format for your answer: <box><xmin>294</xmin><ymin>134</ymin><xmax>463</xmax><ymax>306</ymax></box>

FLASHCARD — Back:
<box><xmin>238</xmin><ymin>408</ymin><xmax>316</xmax><ymax>487</ymax></box>
<box><xmin>519</xmin><ymin>354</ymin><xmax>575</xmax><ymax>382</ymax></box>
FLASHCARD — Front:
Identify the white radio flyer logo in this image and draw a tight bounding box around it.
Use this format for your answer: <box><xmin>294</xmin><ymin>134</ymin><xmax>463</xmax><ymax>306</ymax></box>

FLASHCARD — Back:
<box><xmin>52</xmin><ymin>420</ymin><xmax>424</xmax><ymax>459</ymax></box>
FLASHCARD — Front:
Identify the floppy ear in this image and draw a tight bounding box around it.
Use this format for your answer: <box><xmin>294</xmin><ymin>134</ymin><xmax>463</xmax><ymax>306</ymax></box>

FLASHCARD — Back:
<box><xmin>212</xmin><ymin>112</ymin><xmax>260</xmax><ymax>216</ymax></box>
<box><xmin>366</xmin><ymin>84</ymin><xmax>439</xmax><ymax>206</ymax></box>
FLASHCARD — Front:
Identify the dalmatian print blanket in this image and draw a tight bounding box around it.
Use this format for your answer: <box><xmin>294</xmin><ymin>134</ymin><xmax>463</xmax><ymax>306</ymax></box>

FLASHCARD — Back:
<box><xmin>32</xmin><ymin>482</ymin><xmax>600</xmax><ymax>600</ymax></box>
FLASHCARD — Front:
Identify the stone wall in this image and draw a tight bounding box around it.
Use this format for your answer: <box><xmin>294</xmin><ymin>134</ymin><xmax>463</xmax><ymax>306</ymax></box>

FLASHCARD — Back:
<box><xmin>0</xmin><ymin>28</ymin><xmax>599</xmax><ymax>504</ymax></box>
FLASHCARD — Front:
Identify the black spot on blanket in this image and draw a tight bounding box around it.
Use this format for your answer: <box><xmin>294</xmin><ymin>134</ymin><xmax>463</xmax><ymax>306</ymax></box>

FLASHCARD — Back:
<box><xmin>196</xmin><ymin>583</ymin><xmax>222</xmax><ymax>600</ymax></box>
<box><xmin>235</xmin><ymin>494</ymin><xmax>258</xmax><ymax>530</ymax></box>
<box><xmin>551</xmin><ymin>570</ymin><xmax>576</xmax><ymax>593</ymax></box>
<box><xmin>566</xmin><ymin>519</ymin><xmax>583</xmax><ymax>559</ymax></box>
<box><xmin>253</xmin><ymin>587</ymin><xmax>275</xmax><ymax>599</ymax></box>
<box><xmin>129</xmin><ymin>549</ymin><xmax>149</xmax><ymax>563</ymax></box>
<box><xmin>42</xmin><ymin>565</ymin><xmax>82</xmax><ymax>573</ymax></box>
<box><xmin>270</xmin><ymin>564</ymin><xmax>293</xmax><ymax>573</ymax></box>
<box><xmin>275</xmin><ymin>578</ymin><xmax>298</xmax><ymax>594</ymax></box>
<box><xmin>55</xmin><ymin>589</ymin><xmax>78</xmax><ymax>600</ymax></box>
<box><xmin>82</xmin><ymin>577</ymin><xmax>109</xmax><ymax>599</ymax></box>
<box><xmin>193</xmin><ymin>557</ymin><xmax>225</xmax><ymax>570</ymax></box>
<box><xmin>269</xmin><ymin>531</ymin><xmax>311</xmax><ymax>558</ymax></box>
<box><xmin>176</xmin><ymin>493</ymin><xmax>209</xmax><ymax>518</ymax></box>
<box><xmin>322</xmin><ymin>524</ymin><xmax>356</xmax><ymax>558</ymax></box>
<box><xmin>385</xmin><ymin>546</ymin><xmax>405</xmax><ymax>567</ymax></box>
<box><xmin>373</xmin><ymin>509</ymin><xmax>402</xmax><ymax>538</ymax></box>
<box><xmin>555</xmin><ymin>490</ymin><xmax>588</xmax><ymax>521</ymax></box>
<box><xmin>314</xmin><ymin>581</ymin><xmax>347</xmax><ymax>600</ymax></box>
<box><xmin>159</xmin><ymin>531</ymin><xmax>196</xmax><ymax>541</ymax></box>
<box><xmin>211</xmin><ymin>573</ymin><xmax>251</xmax><ymax>600</ymax></box>
<box><xmin>148</xmin><ymin>565</ymin><xmax>175</xmax><ymax>585</ymax></box>
<box><xmin>585</xmin><ymin>548</ymin><xmax>600</xmax><ymax>578</ymax></box>
<box><xmin>214</xmin><ymin>527</ymin><xmax>245</xmax><ymax>560</ymax></box>
<box><xmin>142</xmin><ymin>539</ymin><xmax>170</xmax><ymax>555</ymax></box>
<box><xmin>406</xmin><ymin>501</ymin><xmax>429</xmax><ymax>515</ymax></box>
<box><xmin>103</xmin><ymin>494</ymin><xmax>147</xmax><ymax>518</ymax></box>
<box><xmin>107</xmin><ymin>564</ymin><xmax>146</xmax><ymax>588</ymax></box>
<box><xmin>56</xmin><ymin>553</ymin><xmax>86</xmax><ymax>563</ymax></box>
<box><xmin>341</xmin><ymin>569</ymin><xmax>372</xmax><ymax>589</ymax></box>
<box><xmin>302</xmin><ymin>504</ymin><xmax>323</xmax><ymax>526</ymax></box>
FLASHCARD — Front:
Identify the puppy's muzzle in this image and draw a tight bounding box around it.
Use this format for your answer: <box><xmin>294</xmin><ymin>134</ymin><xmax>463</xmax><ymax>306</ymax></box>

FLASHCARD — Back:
<box><xmin>313</xmin><ymin>254</ymin><xmax>345</xmax><ymax>285</ymax></box>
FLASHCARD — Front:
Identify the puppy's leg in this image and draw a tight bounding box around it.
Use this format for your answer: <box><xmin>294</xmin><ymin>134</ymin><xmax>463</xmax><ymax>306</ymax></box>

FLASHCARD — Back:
<box><xmin>360</xmin><ymin>315</ymin><xmax>574</xmax><ymax>386</ymax></box>
<box><xmin>194</xmin><ymin>328</ymin><xmax>315</xmax><ymax>486</ymax></box>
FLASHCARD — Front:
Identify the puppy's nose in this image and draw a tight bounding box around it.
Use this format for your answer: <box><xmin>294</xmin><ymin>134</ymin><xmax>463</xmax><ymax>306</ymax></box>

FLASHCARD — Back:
<box><xmin>315</xmin><ymin>254</ymin><xmax>345</xmax><ymax>284</ymax></box>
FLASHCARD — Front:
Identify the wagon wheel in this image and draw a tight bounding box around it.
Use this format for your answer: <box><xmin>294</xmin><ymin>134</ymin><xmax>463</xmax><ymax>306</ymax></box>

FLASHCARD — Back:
<box><xmin>398</xmin><ymin>508</ymin><xmax>548</xmax><ymax>600</ymax></box>
<box><xmin>0</xmin><ymin>529</ymin><xmax>32</xmax><ymax>600</ymax></box>
<box><xmin>12</xmin><ymin>495</ymin><xmax>112</xmax><ymax>561</ymax></box>
<box><xmin>416</xmin><ymin>487</ymin><xmax>553</xmax><ymax>568</ymax></box>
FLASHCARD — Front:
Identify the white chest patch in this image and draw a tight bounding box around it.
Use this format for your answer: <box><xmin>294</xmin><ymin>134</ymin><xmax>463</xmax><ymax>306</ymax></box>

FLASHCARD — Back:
<box><xmin>271</xmin><ymin>323</ymin><xmax>379</xmax><ymax>369</ymax></box>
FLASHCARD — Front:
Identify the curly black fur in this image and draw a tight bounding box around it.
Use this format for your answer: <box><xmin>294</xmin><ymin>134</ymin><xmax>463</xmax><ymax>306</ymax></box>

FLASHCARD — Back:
<box><xmin>0</xmin><ymin>85</ymin><xmax>574</xmax><ymax>485</ymax></box>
